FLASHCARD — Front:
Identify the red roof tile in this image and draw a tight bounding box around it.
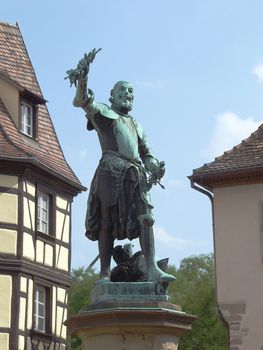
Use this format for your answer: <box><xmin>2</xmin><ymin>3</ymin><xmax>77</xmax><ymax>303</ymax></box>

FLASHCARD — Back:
<box><xmin>0</xmin><ymin>22</ymin><xmax>42</xmax><ymax>98</ymax></box>
<box><xmin>191</xmin><ymin>124</ymin><xmax>263</xmax><ymax>187</ymax></box>
<box><xmin>0</xmin><ymin>123</ymin><xmax>28</xmax><ymax>159</ymax></box>
<box><xmin>0</xmin><ymin>22</ymin><xmax>83</xmax><ymax>192</ymax></box>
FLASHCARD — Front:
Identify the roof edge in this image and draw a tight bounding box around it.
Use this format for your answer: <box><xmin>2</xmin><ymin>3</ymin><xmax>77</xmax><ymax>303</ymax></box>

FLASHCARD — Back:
<box><xmin>0</xmin><ymin>70</ymin><xmax>46</xmax><ymax>104</ymax></box>
<box><xmin>0</xmin><ymin>155</ymin><xmax>86</xmax><ymax>194</ymax></box>
<box><xmin>189</xmin><ymin>165</ymin><xmax>263</xmax><ymax>190</ymax></box>
<box><xmin>0</xmin><ymin>21</ymin><xmax>18</xmax><ymax>29</ymax></box>
<box><xmin>16</xmin><ymin>24</ymin><xmax>45</xmax><ymax>101</ymax></box>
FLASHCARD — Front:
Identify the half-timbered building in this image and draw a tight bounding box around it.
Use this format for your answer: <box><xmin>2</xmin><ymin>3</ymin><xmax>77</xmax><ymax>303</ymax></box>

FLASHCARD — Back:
<box><xmin>0</xmin><ymin>22</ymin><xmax>84</xmax><ymax>350</ymax></box>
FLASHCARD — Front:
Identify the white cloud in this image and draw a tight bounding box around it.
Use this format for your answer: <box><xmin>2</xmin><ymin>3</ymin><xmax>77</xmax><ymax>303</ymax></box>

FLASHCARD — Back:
<box><xmin>137</xmin><ymin>80</ymin><xmax>165</xmax><ymax>89</ymax></box>
<box><xmin>153</xmin><ymin>226</ymin><xmax>211</xmax><ymax>265</ymax></box>
<box><xmin>253</xmin><ymin>64</ymin><xmax>263</xmax><ymax>83</ymax></box>
<box><xmin>90</xmin><ymin>226</ymin><xmax>211</xmax><ymax>269</ymax></box>
<box><xmin>202</xmin><ymin>112</ymin><xmax>262</xmax><ymax>161</ymax></box>
<box><xmin>154</xmin><ymin>226</ymin><xmax>209</xmax><ymax>250</ymax></box>
<box><xmin>154</xmin><ymin>226</ymin><xmax>197</xmax><ymax>247</ymax></box>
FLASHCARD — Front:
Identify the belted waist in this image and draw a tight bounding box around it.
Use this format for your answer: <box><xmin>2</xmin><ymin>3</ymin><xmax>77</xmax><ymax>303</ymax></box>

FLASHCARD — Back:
<box><xmin>102</xmin><ymin>150</ymin><xmax>142</xmax><ymax>166</ymax></box>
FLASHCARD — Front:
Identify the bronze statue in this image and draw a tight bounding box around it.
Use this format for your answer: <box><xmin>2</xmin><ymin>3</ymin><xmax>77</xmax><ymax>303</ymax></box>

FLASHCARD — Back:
<box><xmin>66</xmin><ymin>49</ymin><xmax>175</xmax><ymax>284</ymax></box>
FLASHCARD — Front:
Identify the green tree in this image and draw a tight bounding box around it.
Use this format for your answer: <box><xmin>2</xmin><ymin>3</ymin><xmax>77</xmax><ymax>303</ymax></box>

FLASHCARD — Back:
<box><xmin>68</xmin><ymin>267</ymin><xmax>99</xmax><ymax>349</ymax></box>
<box><xmin>68</xmin><ymin>267</ymin><xmax>99</xmax><ymax>316</ymax></box>
<box><xmin>168</xmin><ymin>254</ymin><xmax>228</xmax><ymax>350</ymax></box>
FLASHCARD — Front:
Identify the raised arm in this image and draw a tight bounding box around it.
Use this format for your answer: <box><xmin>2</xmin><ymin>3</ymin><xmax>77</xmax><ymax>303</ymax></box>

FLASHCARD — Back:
<box><xmin>65</xmin><ymin>48</ymin><xmax>101</xmax><ymax>113</ymax></box>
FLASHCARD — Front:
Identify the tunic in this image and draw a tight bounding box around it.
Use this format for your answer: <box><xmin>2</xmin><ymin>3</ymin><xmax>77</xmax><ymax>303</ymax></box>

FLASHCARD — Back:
<box><xmin>84</xmin><ymin>101</ymin><xmax>155</xmax><ymax>241</ymax></box>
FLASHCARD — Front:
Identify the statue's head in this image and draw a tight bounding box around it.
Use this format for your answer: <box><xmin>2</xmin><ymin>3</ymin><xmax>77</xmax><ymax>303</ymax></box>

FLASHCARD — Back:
<box><xmin>109</xmin><ymin>81</ymin><xmax>134</xmax><ymax>114</ymax></box>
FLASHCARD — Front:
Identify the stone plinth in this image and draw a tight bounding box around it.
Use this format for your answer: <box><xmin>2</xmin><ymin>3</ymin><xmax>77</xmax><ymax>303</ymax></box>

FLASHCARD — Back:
<box><xmin>65</xmin><ymin>281</ymin><xmax>196</xmax><ymax>350</ymax></box>
<box><xmin>66</xmin><ymin>303</ymin><xmax>196</xmax><ymax>350</ymax></box>
<box><xmin>91</xmin><ymin>281</ymin><xmax>170</xmax><ymax>304</ymax></box>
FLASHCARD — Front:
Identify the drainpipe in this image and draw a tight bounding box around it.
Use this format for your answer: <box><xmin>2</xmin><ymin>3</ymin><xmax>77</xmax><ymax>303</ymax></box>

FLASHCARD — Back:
<box><xmin>190</xmin><ymin>178</ymin><xmax>230</xmax><ymax>348</ymax></box>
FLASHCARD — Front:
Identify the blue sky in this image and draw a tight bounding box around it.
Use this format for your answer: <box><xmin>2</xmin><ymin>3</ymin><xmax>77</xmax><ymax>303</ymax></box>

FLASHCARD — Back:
<box><xmin>3</xmin><ymin>1</ymin><xmax>263</xmax><ymax>270</ymax></box>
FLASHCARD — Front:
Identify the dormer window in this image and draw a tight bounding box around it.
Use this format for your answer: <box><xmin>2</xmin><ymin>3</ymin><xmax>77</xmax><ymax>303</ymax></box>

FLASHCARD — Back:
<box><xmin>20</xmin><ymin>100</ymin><xmax>36</xmax><ymax>138</ymax></box>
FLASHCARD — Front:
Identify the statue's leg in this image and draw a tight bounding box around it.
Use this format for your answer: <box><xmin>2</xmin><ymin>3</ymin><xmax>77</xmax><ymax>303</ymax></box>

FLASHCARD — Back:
<box><xmin>98</xmin><ymin>205</ymin><xmax>114</xmax><ymax>280</ymax></box>
<box><xmin>139</xmin><ymin>210</ymin><xmax>176</xmax><ymax>283</ymax></box>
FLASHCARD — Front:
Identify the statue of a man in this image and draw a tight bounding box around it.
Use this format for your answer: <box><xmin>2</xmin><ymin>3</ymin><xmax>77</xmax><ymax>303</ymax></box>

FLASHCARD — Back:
<box><xmin>67</xmin><ymin>49</ymin><xmax>175</xmax><ymax>283</ymax></box>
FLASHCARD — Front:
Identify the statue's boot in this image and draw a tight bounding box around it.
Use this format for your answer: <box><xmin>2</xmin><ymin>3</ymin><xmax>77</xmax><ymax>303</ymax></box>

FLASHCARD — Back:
<box><xmin>139</xmin><ymin>214</ymin><xmax>176</xmax><ymax>284</ymax></box>
<box><xmin>147</xmin><ymin>265</ymin><xmax>176</xmax><ymax>283</ymax></box>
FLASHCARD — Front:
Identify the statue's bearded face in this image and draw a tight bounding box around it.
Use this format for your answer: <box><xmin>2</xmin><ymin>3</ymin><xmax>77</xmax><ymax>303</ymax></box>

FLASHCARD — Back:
<box><xmin>110</xmin><ymin>81</ymin><xmax>134</xmax><ymax>112</ymax></box>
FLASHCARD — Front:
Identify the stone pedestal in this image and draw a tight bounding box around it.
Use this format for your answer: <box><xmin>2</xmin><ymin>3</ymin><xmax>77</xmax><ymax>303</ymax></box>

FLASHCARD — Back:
<box><xmin>65</xmin><ymin>282</ymin><xmax>196</xmax><ymax>350</ymax></box>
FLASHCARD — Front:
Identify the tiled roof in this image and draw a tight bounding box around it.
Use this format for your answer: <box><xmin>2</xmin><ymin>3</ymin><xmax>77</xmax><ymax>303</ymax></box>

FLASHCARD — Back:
<box><xmin>191</xmin><ymin>124</ymin><xmax>263</xmax><ymax>179</ymax></box>
<box><xmin>0</xmin><ymin>22</ymin><xmax>42</xmax><ymax>98</ymax></box>
<box><xmin>0</xmin><ymin>22</ymin><xmax>83</xmax><ymax>191</ymax></box>
<box><xmin>0</xmin><ymin>123</ymin><xmax>28</xmax><ymax>159</ymax></box>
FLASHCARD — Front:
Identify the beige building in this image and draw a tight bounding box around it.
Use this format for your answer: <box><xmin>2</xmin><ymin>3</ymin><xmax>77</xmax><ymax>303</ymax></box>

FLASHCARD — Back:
<box><xmin>0</xmin><ymin>22</ymin><xmax>84</xmax><ymax>349</ymax></box>
<box><xmin>190</xmin><ymin>126</ymin><xmax>263</xmax><ymax>348</ymax></box>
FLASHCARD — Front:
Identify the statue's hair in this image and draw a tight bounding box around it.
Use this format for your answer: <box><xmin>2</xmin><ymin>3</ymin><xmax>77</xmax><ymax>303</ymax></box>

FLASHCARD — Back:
<box><xmin>109</xmin><ymin>81</ymin><xmax>133</xmax><ymax>104</ymax></box>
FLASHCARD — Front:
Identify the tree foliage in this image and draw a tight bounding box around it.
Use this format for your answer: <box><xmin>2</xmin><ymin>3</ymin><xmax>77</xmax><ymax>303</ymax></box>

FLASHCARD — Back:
<box><xmin>168</xmin><ymin>254</ymin><xmax>227</xmax><ymax>349</ymax></box>
<box><xmin>68</xmin><ymin>254</ymin><xmax>227</xmax><ymax>349</ymax></box>
<box><xmin>68</xmin><ymin>267</ymin><xmax>99</xmax><ymax>317</ymax></box>
<box><xmin>68</xmin><ymin>267</ymin><xmax>99</xmax><ymax>349</ymax></box>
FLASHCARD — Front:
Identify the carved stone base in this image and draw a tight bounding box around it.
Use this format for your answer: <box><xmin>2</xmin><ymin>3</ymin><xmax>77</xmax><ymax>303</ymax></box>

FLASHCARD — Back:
<box><xmin>76</xmin><ymin>332</ymin><xmax>179</xmax><ymax>350</ymax></box>
<box><xmin>90</xmin><ymin>281</ymin><xmax>170</xmax><ymax>304</ymax></box>
<box><xmin>65</xmin><ymin>281</ymin><xmax>196</xmax><ymax>349</ymax></box>
<box><xmin>65</xmin><ymin>301</ymin><xmax>196</xmax><ymax>350</ymax></box>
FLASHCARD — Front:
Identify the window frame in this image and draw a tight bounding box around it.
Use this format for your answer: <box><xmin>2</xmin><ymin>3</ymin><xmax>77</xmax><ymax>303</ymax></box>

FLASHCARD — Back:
<box><xmin>36</xmin><ymin>187</ymin><xmax>55</xmax><ymax>237</ymax></box>
<box><xmin>34</xmin><ymin>285</ymin><xmax>46</xmax><ymax>333</ymax></box>
<box><xmin>33</xmin><ymin>284</ymin><xmax>52</xmax><ymax>335</ymax></box>
<box><xmin>20</xmin><ymin>99</ymin><xmax>38</xmax><ymax>138</ymax></box>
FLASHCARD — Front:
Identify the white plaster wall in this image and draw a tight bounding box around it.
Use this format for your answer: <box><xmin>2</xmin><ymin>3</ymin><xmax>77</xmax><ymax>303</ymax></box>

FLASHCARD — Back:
<box><xmin>26</xmin><ymin>337</ymin><xmax>32</xmax><ymax>350</ymax></box>
<box><xmin>56</xmin><ymin>306</ymin><xmax>67</xmax><ymax>339</ymax></box>
<box><xmin>23</xmin><ymin>197</ymin><xmax>35</xmax><ymax>230</ymax></box>
<box><xmin>61</xmin><ymin>309</ymin><xmax>67</xmax><ymax>340</ymax></box>
<box><xmin>19</xmin><ymin>297</ymin><xmax>26</xmax><ymax>331</ymax></box>
<box><xmin>38</xmin><ymin>342</ymin><xmax>44</xmax><ymax>350</ymax></box>
<box><xmin>44</xmin><ymin>244</ymin><xmax>53</xmax><ymax>266</ymax></box>
<box><xmin>53</xmin><ymin>344</ymin><xmax>65</xmax><ymax>350</ymax></box>
<box><xmin>0</xmin><ymin>193</ymin><xmax>18</xmax><ymax>224</ymax></box>
<box><xmin>23</xmin><ymin>181</ymin><xmax>35</xmax><ymax>197</ymax></box>
<box><xmin>27</xmin><ymin>279</ymin><xmax>33</xmax><ymax>329</ymax></box>
<box><xmin>0</xmin><ymin>78</ymin><xmax>19</xmax><ymax>127</ymax></box>
<box><xmin>214</xmin><ymin>184</ymin><xmax>263</xmax><ymax>300</ymax></box>
<box><xmin>0</xmin><ymin>175</ymin><xmax>18</xmax><ymax>188</ymax></box>
<box><xmin>36</xmin><ymin>240</ymin><xmax>44</xmax><ymax>264</ymax></box>
<box><xmin>56</xmin><ymin>211</ymin><xmax>70</xmax><ymax>243</ymax></box>
<box><xmin>52</xmin><ymin>287</ymin><xmax>68</xmax><ymax>341</ymax></box>
<box><xmin>214</xmin><ymin>183</ymin><xmax>263</xmax><ymax>348</ymax></box>
<box><xmin>55</xmin><ymin>245</ymin><xmax>68</xmax><ymax>271</ymax></box>
<box><xmin>0</xmin><ymin>333</ymin><xmax>9</xmax><ymax>350</ymax></box>
<box><xmin>52</xmin><ymin>287</ymin><xmax>56</xmax><ymax>334</ymax></box>
<box><xmin>56</xmin><ymin>196</ymin><xmax>69</xmax><ymax>211</ymax></box>
<box><xmin>0</xmin><ymin>275</ymin><xmax>12</xmax><ymax>327</ymax></box>
<box><xmin>23</xmin><ymin>232</ymin><xmax>35</xmax><ymax>260</ymax></box>
<box><xmin>18</xmin><ymin>335</ymin><xmax>25</xmax><ymax>350</ymax></box>
<box><xmin>57</xmin><ymin>287</ymin><xmax>66</xmax><ymax>303</ymax></box>
<box><xmin>20</xmin><ymin>276</ymin><xmax>27</xmax><ymax>293</ymax></box>
<box><xmin>0</xmin><ymin>229</ymin><xmax>17</xmax><ymax>255</ymax></box>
